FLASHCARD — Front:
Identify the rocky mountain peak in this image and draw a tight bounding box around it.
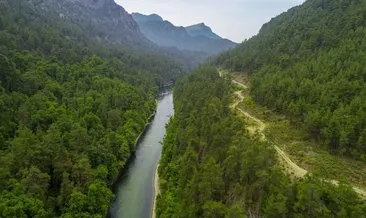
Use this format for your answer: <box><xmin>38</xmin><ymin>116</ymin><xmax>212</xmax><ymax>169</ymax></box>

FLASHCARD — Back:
<box><xmin>132</xmin><ymin>13</ymin><xmax>164</xmax><ymax>23</ymax></box>
<box><xmin>197</xmin><ymin>22</ymin><xmax>207</xmax><ymax>27</ymax></box>
<box><xmin>71</xmin><ymin>0</ymin><xmax>115</xmax><ymax>9</ymax></box>
<box><xmin>186</xmin><ymin>23</ymin><xmax>222</xmax><ymax>40</ymax></box>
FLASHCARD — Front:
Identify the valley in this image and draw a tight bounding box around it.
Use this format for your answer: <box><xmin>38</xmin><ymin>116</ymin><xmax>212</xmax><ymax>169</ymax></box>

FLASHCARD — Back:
<box><xmin>109</xmin><ymin>93</ymin><xmax>173</xmax><ymax>218</ymax></box>
<box><xmin>1</xmin><ymin>0</ymin><xmax>365</xmax><ymax>217</ymax></box>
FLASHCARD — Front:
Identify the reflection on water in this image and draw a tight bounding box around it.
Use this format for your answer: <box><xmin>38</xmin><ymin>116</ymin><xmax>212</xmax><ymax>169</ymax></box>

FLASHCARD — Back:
<box><xmin>109</xmin><ymin>93</ymin><xmax>173</xmax><ymax>218</ymax></box>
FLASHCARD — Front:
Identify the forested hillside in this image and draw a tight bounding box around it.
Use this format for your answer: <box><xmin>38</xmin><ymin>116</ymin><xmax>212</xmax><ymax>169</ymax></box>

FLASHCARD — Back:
<box><xmin>0</xmin><ymin>1</ymin><xmax>184</xmax><ymax>217</ymax></box>
<box><xmin>216</xmin><ymin>0</ymin><xmax>366</xmax><ymax>158</ymax></box>
<box><xmin>157</xmin><ymin>67</ymin><xmax>366</xmax><ymax>217</ymax></box>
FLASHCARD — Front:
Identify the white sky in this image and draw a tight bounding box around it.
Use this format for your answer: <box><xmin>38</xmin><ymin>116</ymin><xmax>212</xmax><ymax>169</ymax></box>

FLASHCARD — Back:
<box><xmin>116</xmin><ymin>0</ymin><xmax>305</xmax><ymax>43</ymax></box>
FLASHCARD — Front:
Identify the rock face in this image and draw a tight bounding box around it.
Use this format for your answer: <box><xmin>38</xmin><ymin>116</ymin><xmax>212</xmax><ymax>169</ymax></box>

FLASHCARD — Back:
<box><xmin>132</xmin><ymin>13</ymin><xmax>237</xmax><ymax>55</ymax></box>
<box><xmin>30</xmin><ymin>0</ymin><xmax>147</xmax><ymax>47</ymax></box>
<box><xmin>72</xmin><ymin>0</ymin><xmax>111</xmax><ymax>9</ymax></box>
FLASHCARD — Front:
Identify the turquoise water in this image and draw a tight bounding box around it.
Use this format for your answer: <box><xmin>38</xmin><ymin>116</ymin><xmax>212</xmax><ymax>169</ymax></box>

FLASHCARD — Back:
<box><xmin>109</xmin><ymin>92</ymin><xmax>173</xmax><ymax>218</ymax></box>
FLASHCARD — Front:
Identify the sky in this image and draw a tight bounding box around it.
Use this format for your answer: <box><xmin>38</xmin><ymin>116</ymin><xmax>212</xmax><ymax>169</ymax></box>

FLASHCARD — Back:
<box><xmin>116</xmin><ymin>0</ymin><xmax>305</xmax><ymax>43</ymax></box>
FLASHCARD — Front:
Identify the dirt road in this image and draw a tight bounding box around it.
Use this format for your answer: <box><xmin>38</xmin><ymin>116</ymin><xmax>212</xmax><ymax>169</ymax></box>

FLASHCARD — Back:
<box><xmin>232</xmin><ymin>90</ymin><xmax>307</xmax><ymax>178</ymax></box>
<box><xmin>230</xmin><ymin>78</ymin><xmax>366</xmax><ymax>197</ymax></box>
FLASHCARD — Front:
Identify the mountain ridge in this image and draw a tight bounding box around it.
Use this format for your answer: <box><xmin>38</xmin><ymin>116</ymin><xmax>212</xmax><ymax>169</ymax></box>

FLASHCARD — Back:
<box><xmin>185</xmin><ymin>23</ymin><xmax>222</xmax><ymax>40</ymax></box>
<box><xmin>131</xmin><ymin>12</ymin><xmax>237</xmax><ymax>55</ymax></box>
<box><xmin>32</xmin><ymin>0</ymin><xmax>146</xmax><ymax>47</ymax></box>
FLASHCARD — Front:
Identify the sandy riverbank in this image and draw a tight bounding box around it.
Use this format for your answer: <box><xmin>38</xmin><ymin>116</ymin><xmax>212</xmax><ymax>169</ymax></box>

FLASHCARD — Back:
<box><xmin>151</xmin><ymin>164</ymin><xmax>160</xmax><ymax>218</ymax></box>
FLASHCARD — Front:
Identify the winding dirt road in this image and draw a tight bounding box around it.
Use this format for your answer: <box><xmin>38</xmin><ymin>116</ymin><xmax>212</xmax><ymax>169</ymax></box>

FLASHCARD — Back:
<box><xmin>232</xmin><ymin>89</ymin><xmax>307</xmax><ymax>178</ymax></box>
<box><xmin>230</xmin><ymin>78</ymin><xmax>366</xmax><ymax>197</ymax></box>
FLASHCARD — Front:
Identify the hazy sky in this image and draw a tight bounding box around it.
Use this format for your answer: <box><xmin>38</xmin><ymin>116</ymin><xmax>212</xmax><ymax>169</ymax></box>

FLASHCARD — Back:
<box><xmin>116</xmin><ymin>0</ymin><xmax>304</xmax><ymax>42</ymax></box>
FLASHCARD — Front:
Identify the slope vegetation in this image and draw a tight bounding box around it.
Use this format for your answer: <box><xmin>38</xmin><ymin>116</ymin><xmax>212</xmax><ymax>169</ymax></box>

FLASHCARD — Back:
<box><xmin>0</xmin><ymin>0</ymin><xmax>184</xmax><ymax>217</ymax></box>
<box><xmin>230</xmin><ymin>77</ymin><xmax>365</xmax><ymax>197</ymax></box>
<box><xmin>216</xmin><ymin>0</ymin><xmax>366</xmax><ymax>158</ymax></box>
<box><xmin>157</xmin><ymin>67</ymin><xmax>366</xmax><ymax>218</ymax></box>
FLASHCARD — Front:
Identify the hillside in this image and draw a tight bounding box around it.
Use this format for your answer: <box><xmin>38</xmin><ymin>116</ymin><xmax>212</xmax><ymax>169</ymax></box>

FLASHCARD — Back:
<box><xmin>216</xmin><ymin>0</ymin><xmax>366</xmax><ymax>158</ymax></box>
<box><xmin>36</xmin><ymin>0</ymin><xmax>206</xmax><ymax>70</ymax></box>
<box><xmin>2</xmin><ymin>0</ymin><xmax>366</xmax><ymax>217</ymax></box>
<box><xmin>0</xmin><ymin>0</ymin><xmax>185</xmax><ymax>217</ymax></box>
<box><xmin>157</xmin><ymin>67</ymin><xmax>366</xmax><ymax>217</ymax></box>
<box><xmin>132</xmin><ymin>13</ymin><xmax>237</xmax><ymax>55</ymax></box>
<box><xmin>34</xmin><ymin>0</ymin><xmax>147</xmax><ymax>48</ymax></box>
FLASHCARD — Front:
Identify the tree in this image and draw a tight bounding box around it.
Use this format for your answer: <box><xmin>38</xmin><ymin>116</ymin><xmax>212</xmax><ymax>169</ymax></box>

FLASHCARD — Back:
<box><xmin>0</xmin><ymin>54</ymin><xmax>18</xmax><ymax>91</ymax></box>
<box><xmin>20</xmin><ymin>166</ymin><xmax>50</xmax><ymax>200</ymax></box>
<box><xmin>87</xmin><ymin>182</ymin><xmax>113</xmax><ymax>216</ymax></box>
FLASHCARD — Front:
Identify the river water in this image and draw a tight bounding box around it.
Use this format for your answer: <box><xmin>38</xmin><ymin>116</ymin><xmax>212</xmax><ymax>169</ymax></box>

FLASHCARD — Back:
<box><xmin>109</xmin><ymin>92</ymin><xmax>174</xmax><ymax>218</ymax></box>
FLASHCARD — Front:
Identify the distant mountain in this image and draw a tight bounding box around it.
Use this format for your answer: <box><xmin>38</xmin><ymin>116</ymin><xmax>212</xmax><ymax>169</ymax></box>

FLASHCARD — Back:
<box><xmin>186</xmin><ymin>23</ymin><xmax>222</xmax><ymax>40</ymax></box>
<box><xmin>131</xmin><ymin>13</ymin><xmax>237</xmax><ymax>55</ymax></box>
<box><xmin>133</xmin><ymin>13</ymin><xmax>164</xmax><ymax>23</ymax></box>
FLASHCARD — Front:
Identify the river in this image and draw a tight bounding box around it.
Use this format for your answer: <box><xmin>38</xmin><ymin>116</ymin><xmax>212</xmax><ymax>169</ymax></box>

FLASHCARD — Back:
<box><xmin>109</xmin><ymin>92</ymin><xmax>174</xmax><ymax>218</ymax></box>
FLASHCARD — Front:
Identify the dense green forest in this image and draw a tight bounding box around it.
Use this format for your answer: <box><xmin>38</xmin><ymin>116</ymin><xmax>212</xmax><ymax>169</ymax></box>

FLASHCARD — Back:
<box><xmin>157</xmin><ymin>67</ymin><xmax>366</xmax><ymax>217</ymax></box>
<box><xmin>216</xmin><ymin>0</ymin><xmax>366</xmax><ymax>158</ymax></box>
<box><xmin>2</xmin><ymin>0</ymin><xmax>366</xmax><ymax>217</ymax></box>
<box><xmin>0</xmin><ymin>1</ymin><xmax>184</xmax><ymax>217</ymax></box>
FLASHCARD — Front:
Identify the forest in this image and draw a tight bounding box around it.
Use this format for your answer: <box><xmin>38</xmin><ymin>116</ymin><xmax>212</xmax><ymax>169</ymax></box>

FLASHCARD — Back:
<box><xmin>2</xmin><ymin>0</ymin><xmax>366</xmax><ymax>217</ymax></box>
<box><xmin>216</xmin><ymin>0</ymin><xmax>366</xmax><ymax>158</ymax></box>
<box><xmin>0</xmin><ymin>1</ymin><xmax>184</xmax><ymax>217</ymax></box>
<box><xmin>156</xmin><ymin>66</ymin><xmax>366</xmax><ymax>217</ymax></box>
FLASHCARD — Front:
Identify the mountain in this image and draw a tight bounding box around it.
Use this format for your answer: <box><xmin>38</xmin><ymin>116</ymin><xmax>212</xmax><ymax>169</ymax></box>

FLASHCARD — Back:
<box><xmin>132</xmin><ymin>12</ymin><xmax>163</xmax><ymax>23</ymax></box>
<box><xmin>216</xmin><ymin>0</ymin><xmax>366</xmax><ymax>157</ymax></box>
<box><xmin>186</xmin><ymin>23</ymin><xmax>222</xmax><ymax>39</ymax></box>
<box><xmin>131</xmin><ymin>13</ymin><xmax>237</xmax><ymax>55</ymax></box>
<box><xmin>0</xmin><ymin>0</ymin><xmax>191</xmax><ymax>217</ymax></box>
<box><xmin>28</xmin><ymin>0</ymin><xmax>207</xmax><ymax>69</ymax></box>
<box><xmin>33</xmin><ymin>0</ymin><xmax>147</xmax><ymax>47</ymax></box>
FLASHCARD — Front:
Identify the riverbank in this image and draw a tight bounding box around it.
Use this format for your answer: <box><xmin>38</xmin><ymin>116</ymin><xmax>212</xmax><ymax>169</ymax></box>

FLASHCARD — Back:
<box><xmin>151</xmin><ymin>164</ymin><xmax>160</xmax><ymax>218</ymax></box>
<box><xmin>110</xmin><ymin>109</ymin><xmax>157</xmax><ymax>190</ymax></box>
<box><xmin>109</xmin><ymin>93</ymin><xmax>174</xmax><ymax>218</ymax></box>
<box><xmin>134</xmin><ymin>111</ymin><xmax>157</xmax><ymax>146</ymax></box>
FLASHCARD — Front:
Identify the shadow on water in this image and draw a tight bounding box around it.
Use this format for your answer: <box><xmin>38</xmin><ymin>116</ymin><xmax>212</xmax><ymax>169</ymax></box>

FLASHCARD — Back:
<box><xmin>108</xmin><ymin>91</ymin><xmax>174</xmax><ymax>218</ymax></box>
<box><xmin>110</xmin><ymin>109</ymin><xmax>157</xmax><ymax>193</ymax></box>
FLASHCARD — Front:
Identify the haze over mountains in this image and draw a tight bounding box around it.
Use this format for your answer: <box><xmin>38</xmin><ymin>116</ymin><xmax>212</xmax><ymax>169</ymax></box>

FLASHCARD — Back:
<box><xmin>185</xmin><ymin>23</ymin><xmax>222</xmax><ymax>40</ymax></box>
<box><xmin>132</xmin><ymin>13</ymin><xmax>237</xmax><ymax>55</ymax></box>
<box><xmin>33</xmin><ymin>0</ymin><xmax>221</xmax><ymax>69</ymax></box>
<box><xmin>31</xmin><ymin>0</ymin><xmax>235</xmax><ymax>58</ymax></box>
